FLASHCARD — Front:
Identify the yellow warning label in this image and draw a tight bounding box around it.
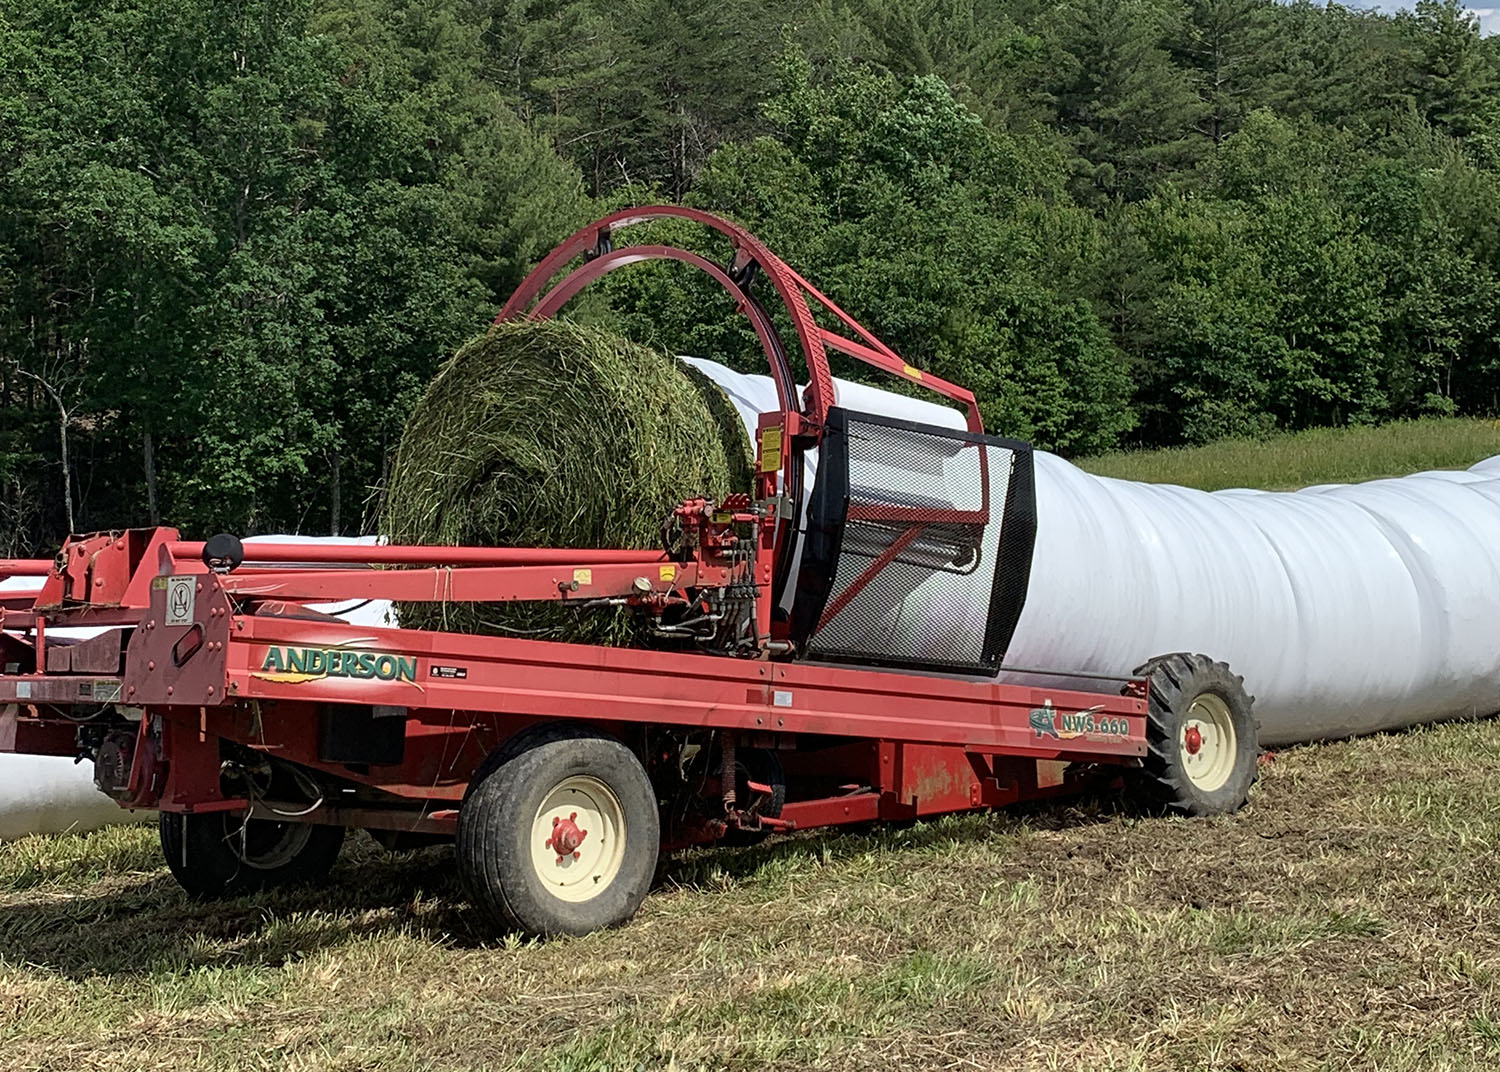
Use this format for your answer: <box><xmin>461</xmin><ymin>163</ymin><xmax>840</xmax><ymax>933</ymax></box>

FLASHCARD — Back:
<box><xmin>573</xmin><ymin>568</ymin><xmax>592</xmax><ymax>586</ymax></box>
<box><xmin>903</xmin><ymin>363</ymin><xmax>923</xmax><ymax>380</ymax></box>
<box><xmin>659</xmin><ymin>564</ymin><xmax>677</xmax><ymax>582</ymax></box>
<box><xmin>759</xmin><ymin>426</ymin><xmax>783</xmax><ymax>473</ymax></box>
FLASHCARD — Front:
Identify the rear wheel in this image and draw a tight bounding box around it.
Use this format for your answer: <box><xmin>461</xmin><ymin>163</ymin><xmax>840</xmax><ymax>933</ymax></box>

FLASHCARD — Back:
<box><xmin>457</xmin><ymin>726</ymin><xmax>659</xmax><ymax>936</ymax></box>
<box><xmin>159</xmin><ymin>812</ymin><xmax>344</xmax><ymax>898</ymax></box>
<box><xmin>1132</xmin><ymin>653</ymin><xmax>1258</xmax><ymax>816</ymax></box>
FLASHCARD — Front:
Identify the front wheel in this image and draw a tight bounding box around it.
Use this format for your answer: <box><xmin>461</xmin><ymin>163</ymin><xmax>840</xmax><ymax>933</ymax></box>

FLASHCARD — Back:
<box><xmin>1132</xmin><ymin>653</ymin><xmax>1258</xmax><ymax>816</ymax></box>
<box><xmin>457</xmin><ymin>726</ymin><xmax>660</xmax><ymax>937</ymax></box>
<box><xmin>159</xmin><ymin>812</ymin><xmax>344</xmax><ymax>898</ymax></box>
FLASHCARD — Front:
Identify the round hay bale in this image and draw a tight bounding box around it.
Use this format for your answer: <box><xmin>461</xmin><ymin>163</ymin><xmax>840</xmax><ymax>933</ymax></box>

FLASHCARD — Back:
<box><xmin>382</xmin><ymin>320</ymin><xmax>753</xmax><ymax>638</ymax></box>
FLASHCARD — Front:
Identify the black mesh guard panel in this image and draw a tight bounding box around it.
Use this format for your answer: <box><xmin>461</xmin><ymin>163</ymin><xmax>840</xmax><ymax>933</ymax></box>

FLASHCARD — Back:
<box><xmin>790</xmin><ymin>407</ymin><xmax>1036</xmax><ymax>675</ymax></box>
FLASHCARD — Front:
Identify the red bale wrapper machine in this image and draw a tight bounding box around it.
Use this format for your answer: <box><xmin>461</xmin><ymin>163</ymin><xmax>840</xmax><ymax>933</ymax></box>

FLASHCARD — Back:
<box><xmin>0</xmin><ymin>209</ymin><xmax>1257</xmax><ymax>936</ymax></box>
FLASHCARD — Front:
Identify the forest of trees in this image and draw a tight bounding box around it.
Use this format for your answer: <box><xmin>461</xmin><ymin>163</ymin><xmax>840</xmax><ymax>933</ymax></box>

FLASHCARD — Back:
<box><xmin>2</xmin><ymin>0</ymin><xmax>1499</xmax><ymax>551</ymax></box>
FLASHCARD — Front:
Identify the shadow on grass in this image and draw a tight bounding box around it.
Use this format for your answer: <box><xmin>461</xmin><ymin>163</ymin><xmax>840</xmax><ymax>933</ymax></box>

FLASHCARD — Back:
<box><xmin>661</xmin><ymin>786</ymin><xmax>1142</xmax><ymax>890</ymax></box>
<box><xmin>0</xmin><ymin>841</ymin><xmax>484</xmax><ymax>979</ymax></box>
<box><xmin>0</xmin><ymin>788</ymin><xmax>1143</xmax><ymax>978</ymax></box>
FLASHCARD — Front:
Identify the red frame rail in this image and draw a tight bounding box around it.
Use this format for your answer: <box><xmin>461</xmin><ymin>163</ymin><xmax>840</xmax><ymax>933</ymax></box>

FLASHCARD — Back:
<box><xmin>0</xmin><ymin>531</ymin><xmax>1146</xmax><ymax>837</ymax></box>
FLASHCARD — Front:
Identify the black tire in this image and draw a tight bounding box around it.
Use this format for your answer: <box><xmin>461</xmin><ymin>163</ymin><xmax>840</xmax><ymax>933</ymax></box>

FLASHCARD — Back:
<box><xmin>461</xmin><ymin>721</ymin><xmax>575</xmax><ymax>805</ymax></box>
<box><xmin>159</xmin><ymin>812</ymin><xmax>345</xmax><ymax>899</ymax></box>
<box><xmin>457</xmin><ymin>725</ymin><xmax>659</xmax><ymax>937</ymax></box>
<box><xmin>719</xmin><ymin>746</ymin><xmax>787</xmax><ymax>847</ymax></box>
<box><xmin>1132</xmin><ymin>653</ymin><xmax>1258</xmax><ymax>816</ymax></box>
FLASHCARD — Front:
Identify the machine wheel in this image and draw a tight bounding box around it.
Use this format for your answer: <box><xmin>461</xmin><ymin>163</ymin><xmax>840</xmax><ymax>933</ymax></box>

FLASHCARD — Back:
<box><xmin>719</xmin><ymin>746</ymin><xmax>787</xmax><ymax>847</ymax></box>
<box><xmin>1133</xmin><ymin>653</ymin><xmax>1258</xmax><ymax>816</ymax></box>
<box><xmin>159</xmin><ymin>811</ymin><xmax>345</xmax><ymax>899</ymax></box>
<box><xmin>461</xmin><ymin>721</ymin><xmax>567</xmax><ymax>804</ymax></box>
<box><xmin>457</xmin><ymin>726</ymin><xmax>660</xmax><ymax>937</ymax></box>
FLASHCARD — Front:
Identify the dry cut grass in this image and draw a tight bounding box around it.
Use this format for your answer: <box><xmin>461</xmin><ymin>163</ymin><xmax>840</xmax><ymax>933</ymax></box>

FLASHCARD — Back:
<box><xmin>5</xmin><ymin>718</ymin><xmax>1500</xmax><ymax>1071</ymax></box>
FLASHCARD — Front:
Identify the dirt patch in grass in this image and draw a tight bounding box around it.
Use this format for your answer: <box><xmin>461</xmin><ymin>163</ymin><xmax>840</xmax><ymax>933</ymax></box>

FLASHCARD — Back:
<box><xmin>6</xmin><ymin>720</ymin><xmax>1500</xmax><ymax>1070</ymax></box>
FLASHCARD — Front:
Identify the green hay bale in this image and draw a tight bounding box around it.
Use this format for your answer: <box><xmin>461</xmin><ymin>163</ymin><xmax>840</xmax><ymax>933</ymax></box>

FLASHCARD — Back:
<box><xmin>382</xmin><ymin>320</ymin><xmax>753</xmax><ymax>638</ymax></box>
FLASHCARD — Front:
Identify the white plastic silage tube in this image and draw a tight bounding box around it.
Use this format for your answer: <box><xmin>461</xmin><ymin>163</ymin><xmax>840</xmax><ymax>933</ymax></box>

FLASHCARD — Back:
<box><xmin>683</xmin><ymin>356</ymin><xmax>1500</xmax><ymax>746</ymax></box>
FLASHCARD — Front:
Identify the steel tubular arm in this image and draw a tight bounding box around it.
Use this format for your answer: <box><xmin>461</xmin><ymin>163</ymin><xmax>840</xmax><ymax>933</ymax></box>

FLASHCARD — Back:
<box><xmin>523</xmin><ymin>245</ymin><xmax>792</xmax><ymax>411</ymax></box>
<box><xmin>166</xmin><ymin>541</ymin><xmax>668</xmax><ymax>568</ymax></box>
<box><xmin>497</xmin><ymin>206</ymin><xmax>813</xmax><ymax>421</ymax></box>
<box><xmin>494</xmin><ymin>205</ymin><xmax>983</xmax><ymax>432</ymax></box>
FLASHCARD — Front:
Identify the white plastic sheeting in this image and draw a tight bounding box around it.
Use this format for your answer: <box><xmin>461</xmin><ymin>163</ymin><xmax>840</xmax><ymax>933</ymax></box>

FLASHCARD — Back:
<box><xmin>0</xmin><ymin>577</ymin><xmax>135</xmax><ymax>840</ymax></box>
<box><xmin>0</xmin><ymin>755</ymin><xmax>133</xmax><ymax>841</ymax></box>
<box><xmin>1015</xmin><ymin>455</ymin><xmax>1500</xmax><ymax>745</ymax></box>
<box><xmin>238</xmin><ymin>534</ymin><xmax>395</xmax><ymax>629</ymax></box>
<box><xmin>0</xmin><ymin>535</ymin><xmax>394</xmax><ymax>840</ymax></box>
<box><xmin>686</xmin><ymin>357</ymin><xmax>1500</xmax><ymax>746</ymax></box>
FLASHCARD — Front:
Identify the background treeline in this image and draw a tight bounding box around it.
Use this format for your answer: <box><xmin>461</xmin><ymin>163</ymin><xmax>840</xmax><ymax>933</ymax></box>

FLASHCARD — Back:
<box><xmin>2</xmin><ymin>0</ymin><xmax>1499</xmax><ymax>551</ymax></box>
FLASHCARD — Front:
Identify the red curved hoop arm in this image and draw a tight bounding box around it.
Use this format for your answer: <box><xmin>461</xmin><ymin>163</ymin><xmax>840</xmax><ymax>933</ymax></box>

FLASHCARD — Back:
<box><xmin>495</xmin><ymin>205</ymin><xmax>982</xmax><ymax>433</ymax></box>
<box><xmin>525</xmin><ymin>245</ymin><xmax>794</xmax><ymax>417</ymax></box>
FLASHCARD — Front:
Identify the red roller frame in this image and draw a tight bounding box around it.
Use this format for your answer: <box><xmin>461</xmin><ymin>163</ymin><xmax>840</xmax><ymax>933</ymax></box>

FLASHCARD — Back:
<box><xmin>0</xmin><ymin>528</ymin><xmax>1147</xmax><ymax>841</ymax></box>
<box><xmin>496</xmin><ymin>206</ymin><xmax>984</xmax><ymax>435</ymax></box>
<box><xmin>497</xmin><ymin>206</ymin><xmax>992</xmax><ymax>631</ymax></box>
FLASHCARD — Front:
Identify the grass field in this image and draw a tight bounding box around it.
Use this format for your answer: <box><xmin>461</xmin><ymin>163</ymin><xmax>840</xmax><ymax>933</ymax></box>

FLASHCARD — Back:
<box><xmin>7</xmin><ymin>724</ymin><xmax>1500</xmax><ymax>1071</ymax></box>
<box><xmin>1079</xmin><ymin>416</ymin><xmax>1500</xmax><ymax>489</ymax></box>
<box><xmin>6</xmin><ymin>417</ymin><xmax>1500</xmax><ymax>1071</ymax></box>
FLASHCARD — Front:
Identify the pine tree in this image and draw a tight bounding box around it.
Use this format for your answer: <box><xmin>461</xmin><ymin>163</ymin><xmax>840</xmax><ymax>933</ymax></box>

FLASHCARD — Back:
<box><xmin>1045</xmin><ymin>0</ymin><xmax>1208</xmax><ymax>203</ymax></box>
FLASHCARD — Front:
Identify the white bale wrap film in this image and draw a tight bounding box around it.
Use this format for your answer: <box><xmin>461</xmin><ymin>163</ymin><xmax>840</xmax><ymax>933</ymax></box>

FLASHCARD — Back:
<box><xmin>0</xmin><ymin>535</ymin><xmax>393</xmax><ymax>841</ymax></box>
<box><xmin>1014</xmin><ymin>456</ymin><xmax>1500</xmax><ymax>745</ymax></box>
<box><xmin>685</xmin><ymin>357</ymin><xmax>1500</xmax><ymax>746</ymax></box>
<box><xmin>0</xmin><ymin>755</ymin><xmax>131</xmax><ymax>841</ymax></box>
<box><xmin>0</xmin><ymin>578</ymin><xmax>133</xmax><ymax>839</ymax></box>
<box><xmin>239</xmin><ymin>534</ymin><xmax>396</xmax><ymax>629</ymax></box>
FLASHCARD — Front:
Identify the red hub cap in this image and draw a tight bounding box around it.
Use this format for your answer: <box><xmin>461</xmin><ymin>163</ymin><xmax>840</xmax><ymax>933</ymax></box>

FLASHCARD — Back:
<box><xmin>1183</xmin><ymin>725</ymin><xmax>1203</xmax><ymax>755</ymax></box>
<box><xmin>545</xmin><ymin>812</ymin><xmax>588</xmax><ymax>861</ymax></box>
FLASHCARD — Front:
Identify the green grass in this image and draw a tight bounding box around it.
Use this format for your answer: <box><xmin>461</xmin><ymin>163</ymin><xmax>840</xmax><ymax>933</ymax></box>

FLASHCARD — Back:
<box><xmin>1079</xmin><ymin>417</ymin><xmax>1500</xmax><ymax>490</ymax></box>
<box><xmin>7</xmin><ymin>721</ymin><xmax>1500</xmax><ymax>1070</ymax></box>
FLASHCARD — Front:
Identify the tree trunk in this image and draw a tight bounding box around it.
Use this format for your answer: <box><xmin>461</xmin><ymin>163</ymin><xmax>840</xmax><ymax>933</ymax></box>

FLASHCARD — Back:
<box><xmin>143</xmin><ymin>430</ymin><xmax>160</xmax><ymax>524</ymax></box>
<box><xmin>330</xmin><ymin>453</ymin><xmax>341</xmax><ymax>536</ymax></box>
<box><xmin>56</xmin><ymin>397</ymin><xmax>73</xmax><ymax>535</ymax></box>
<box><xmin>14</xmin><ymin>366</ymin><xmax>76</xmax><ymax>535</ymax></box>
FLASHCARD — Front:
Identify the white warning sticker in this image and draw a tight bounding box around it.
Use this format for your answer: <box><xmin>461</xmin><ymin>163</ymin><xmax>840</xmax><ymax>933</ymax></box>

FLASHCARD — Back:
<box><xmin>165</xmin><ymin>576</ymin><xmax>196</xmax><ymax>626</ymax></box>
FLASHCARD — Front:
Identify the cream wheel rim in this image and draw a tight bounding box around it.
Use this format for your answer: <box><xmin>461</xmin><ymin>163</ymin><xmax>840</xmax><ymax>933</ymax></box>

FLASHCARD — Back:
<box><xmin>530</xmin><ymin>775</ymin><xmax>626</xmax><ymax>903</ymax></box>
<box><xmin>1179</xmin><ymin>693</ymin><xmax>1237</xmax><ymax>792</ymax></box>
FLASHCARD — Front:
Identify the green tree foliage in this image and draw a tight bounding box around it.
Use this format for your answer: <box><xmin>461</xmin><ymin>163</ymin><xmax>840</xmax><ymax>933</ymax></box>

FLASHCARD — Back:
<box><xmin>3</xmin><ymin>0</ymin><xmax>1500</xmax><ymax>553</ymax></box>
<box><xmin>1408</xmin><ymin>0</ymin><xmax>1496</xmax><ymax>138</ymax></box>
<box><xmin>1118</xmin><ymin>113</ymin><xmax>1384</xmax><ymax>442</ymax></box>
<box><xmin>0</xmin><ymin>0</ymin><xmax>587</xmax><ymax>544</ymax></box>
<box><xmin>703</xmin><ymin>61</ymin><xmax>1133</xmax><ymax>452</ymax></box>
<box><xmin>1044</xmin><ymin>0</ymin><xmax>1207</xmax><ymax>202</ymax></box>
